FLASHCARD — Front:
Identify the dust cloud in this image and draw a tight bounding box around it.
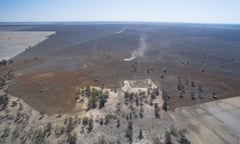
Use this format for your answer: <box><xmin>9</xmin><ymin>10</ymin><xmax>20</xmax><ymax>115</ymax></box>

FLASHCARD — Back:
<box><xmin>124</xmin><ymin>34</ymin><xmax>147</xmax><ymax>61</ymax></box>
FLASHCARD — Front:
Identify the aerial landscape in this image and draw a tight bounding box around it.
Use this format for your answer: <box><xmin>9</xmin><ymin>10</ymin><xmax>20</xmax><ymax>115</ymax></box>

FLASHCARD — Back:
<box><xmin>0</xmin><ymin>0</ymin><xmax>240</xmax><ymax>144</ymax></box>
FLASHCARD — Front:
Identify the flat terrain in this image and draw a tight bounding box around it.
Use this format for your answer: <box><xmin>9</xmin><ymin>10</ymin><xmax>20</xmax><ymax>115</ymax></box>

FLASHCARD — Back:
<box><xmin>0</xmin><ymin>23</ymin><xmax>239</xmax><ymax>114</ymax></box>
<box><xmin>0</xmin><ymin>31</ymin><xmax>55</xmax><ymax>60</ymax></box>
<box><xmin>173</xmin><ymin>96</ymin><xmax>240</xmax><ymax>144</ymax></box>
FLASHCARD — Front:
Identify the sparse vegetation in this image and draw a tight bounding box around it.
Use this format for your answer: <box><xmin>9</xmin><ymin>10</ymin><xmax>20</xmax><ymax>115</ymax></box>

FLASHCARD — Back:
<box><xmin>138</xmin><ymin>129</ymin><xmax>143</xmax><ymax>139</ymax></box>
<box><xmin>162</xmin><ymin>90</ymin><xmax>170</xmax><ymax>111</ymax></box>
<box><xmin>82</xmin><ymin>116</ymin><xmax>89</xmax><ymax>126</ymax></box>
<box><xmin>1</xmin><ymin>23</ymin><xmax>237</xmax><ymax>144</ymax></box>
<box><xmin>125</xmin><ymin>121</ymin><xmax>133</xmax><ymax>143</ymax></box>
<box><xmin>165</xmin><ymin>131</ymin><xmax>172</xmax><ymax>144</ymax></box>
<box><xmin>67</xmin><ymin>133</ymin><xmax>76</xmax><ymax>144</ymax></box>
<box><xmin>0</xmin><ymin>94</ymin><xmax>8</xmax><ymax>111</ymax></box>
<box><xmin>116</xmin><ymin>119</ymin><xmax>120</xmax><ymax>128</ymax></box>
<box><xmin>154</xmin><ymin>103</ymin><xmax>160</xmax><ymax>118</ymax></box>
<box><xmin>87</xmin><ymin>118</ymin><xmax>93</xmax><ymax>132</ymax></box>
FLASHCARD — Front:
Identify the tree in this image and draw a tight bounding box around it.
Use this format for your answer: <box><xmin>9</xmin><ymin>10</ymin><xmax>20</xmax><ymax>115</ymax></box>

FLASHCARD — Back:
<box><xmin>0</xmin><ymin>77</ymin><xmax>6</xmax><ymax>88</ymax></box>
<box><xmin>67</xmin><ymin>133</ymin><xmax>76</xmax><ymax>144</ymax></box>
<box><xmin>43</xmin><ymin>122</ymin><xmax>52</xmax><ymax>137</ymax></box>
<box><xmin>100</xmin><ymin>118</ymin><xmax>104</xmax><ymax>125</ymax></box>
<box><xmin>198</xmin><ymin>84</ymin><xmax>203</xmax><ymax>92</ymax></box>
<box><xmin>160</xmin><ymin>74</ymin><xmax>164</xmax><ymax>79</ymax></box>
<box><xmin>125</xmin><ymin>121</ymin><xmax>133</xmax><ymax>143</ymax></box>
<box><xmin>199</xmin><ymin>92</ymin><xmax>203</xmax><ymax>100</ymax></box>
<box><xmin>179</xmin><ymin>91</ymin><xmax>184</xmax><ymax>99</ymax></box>
<box><xmin>85</xmin><ymin>85</ymin><xmax>91</xmax><ymax>97</ymax></box>
<box><xmin>178</xmin><ymin>83</ymin><xmax>184</xmax><ymax>91</ymax></box>
<box><xmin>138</xmin><ymin>129</ymin><xmax>143</xmax><ymax>139</ymax></box>
<box><xmin>191</xmin><ymin>92</ymin><xmax>195</xmax><ymax>100</ymax></box>
<box><xmin>154</xmin><ymin>103</ymin><xmax>160</xmax><ymax>118</ymax></box>
<box><xmin>99</xmin><ymin>93</ymin><xmax>108</xmax><ymax>109</ymax></box>
<box><xmin>170</xmin><ymin>126</ymin><xmax>177</xmax><ymax>137</ymax></box>
<box><xmin>179</xmin><ymin>135</ymin><xmax>191</xmax><ymax>144</ymax></box>
<box><xmin>117</xmin><ymin>119</ymin><xmax>120</xmax><ymax>128</ymax></box>
<box><xmin>128</xmin><ymin>121</ymin><xmax>133</xmax><ymax>130</ymax></box>
<box><xmin>135</xmin><ymin>96</ymin><xmax>139</xmax><ymax>107</ymax></box>
<box><xmin>191</xmin><ymin>81</ymin><xmax>195</xmax><ymax>87</ymax></box>
<box><xmin>163</xmin><ymin>101</ymin><xmax>169</xmax><ymax>111</ymax></box>
<box><xmin>124</xmin><ymin>92</ymin><xmax>129</xmax><ymax>105</ymax></box>
<box><xmin>139</xmin><ymin>105</ymin><xmax>144</xmax><ymax>119</ymax></box>
<box><xmin>178</xmin><ymin>76</ymin><xmax>182</xmax><ymax>83</ymax></box>
<box><xmin>165</xmin><ymin>131</ymin><xmax>172</xmax><ymax>144</ymax></box>
<box><xmin>1</xmin><ymin>59</ymin><xmax>8</xmax><ymax>66</ymax></box>
<box><xmin>82</xmin><ymin>117</ymin><xmax>88</xmax><ymax>126</ymax></box>
<box><xmin>152</xmin><ymin>137</ymin><xmax>160</xmax><ymax>144</ymax></box>
<box><xmin>0</xmin><ymin>94</ymin><xmax>9</xmax><ymax>111</ymax></box>
<box><xmin>162</xmin><ymin>67</ymin><xmax>167</xmax><ymax>73</ymax></box>
<box><xmin>212</xmin><ymin>92</ymin><xmax>217</xmax><ymax>99</ymax></box>
<box><xmin>66</xmin><ymin>117</ymin><xmax>75</xmax><ymax>134</ymax></box>
<box><xmin>98</xmin><ymin>135</ymin><xmax>107</xmax><ymax>144</ymax></box>
<box><xmin>104</xmin><ymin>114</ymin><xmax>113</xmax><ymax>125</ymax></box>
<box><xmin>178</xmin><ymin>128</ymin><xmax>190</xmax><ymax>144</ymax></box>
<box><xmin>88</xmin><ymin>119</ymin><xmax>93</xmax><ymax>132</ymax></box>
<box><xmin>162</xmin><ymin>90</ymin><xmax>170</xmax><ymax>112</ymax></box>
<box><xmin>88</xmin><ymin>94</ymin><xmax>97</xmax><ymax>109</ymax></box>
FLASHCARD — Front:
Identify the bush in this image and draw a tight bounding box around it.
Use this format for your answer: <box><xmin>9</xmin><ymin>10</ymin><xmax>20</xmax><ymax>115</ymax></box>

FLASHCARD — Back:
<box><xmin>190</xmin><ymin>92</ymin><xmax>195</xmax><ymax>100</ymax></box>
<box><xmin>165</xmin><ymin>131</ymin><xmax>172</xmax><ymax>144</ymax></box>
<box><xmin>82</xmin><ymin>117</ymin><xmax>88</xmax><ymax>126</ymax></box>
<box><xmin>0</xmin><ymin>95</ymin><xmax>8</xmax><ymax>111</ymax></box>
<box><xmin>154</xmin><ymin>103</ymin><xmax>160</xmax><ymax>118</ymax></box>
<box><xmin>191</xmin><ymin>81</ymin><xmax>195</xmax><ymax>87</ymax></box>
<box><xmin>138</xmin><ymin>130</ymin><xmax>143</xmax><ymax>139</ymax></box>
<box><xmin>116</xmin><ymin>119</ymin><xmax>120</xmax><ymax>128</ymax></box>
<box><xmin>88</xmin><ymin>95</ymin><xmax>97</xmax><ymax>109</ymax></box>
<box><xmin>88</xmin><ymin>119</ymin><xmax>93</xmax><ymax>132</ymax></box>
<box><xmin>152</xmin><ymin>137</ymin><xmax>160</xmax><ymax>144</ymax></box>
<box><xmin>43</xmin><ymin>122</ymin><xmax>52</xmax><ymax>137</ymax></box>
<box><xmin>125</xmin><ymin>129</ymin><xmax>132</xmax><ymax>142</ymax></box>
<box><xmin>0</xmin><ymin>59</ymin><xmax>8</xmax><ymax>66</ymax></box>
<box><xmin>66</xmin><ymin>117</ymin><xmax>75</xmax><ymax>134</ymax></box>
<box><xmin>170</xmin><ymin>126</ymin><xmax>177</xmax><ymax>137</ymax></box>
<box><xmin>99</xmin><ymin>94</ymin><xmax>108</xmax><ymax>109</ymax></box>
<box><xmin>67</xmin><ymin>133</ymin><xmax>76</xmax><ymax>144</ymax></box>
<box><xmin>163</xmin><ymin>101</ymin><xmax>169</xmax><ymax>111</ymax></box>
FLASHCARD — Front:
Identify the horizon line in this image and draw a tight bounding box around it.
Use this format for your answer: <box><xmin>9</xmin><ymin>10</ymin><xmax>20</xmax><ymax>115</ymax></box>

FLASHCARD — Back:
<box><xmin>0</xmin><ymin>21</ymin><xmax>240</xmax><ymax>25</ymax></box>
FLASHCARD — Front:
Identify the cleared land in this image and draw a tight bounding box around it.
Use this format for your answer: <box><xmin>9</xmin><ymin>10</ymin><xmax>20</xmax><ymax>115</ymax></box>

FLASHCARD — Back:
<box><xmin>0</xmin><ymin>23</ymin><xmax>240</xmax><ymax>144</ymax></box>
<box><xmin>173</xmin><ymin>96</ymin><xmax>240</xmax><ymax>144</ymax></box>
<box><xmin>0</xmin><ymin>31</ymin><xmax>55</xmax><ymax>60</ymax></box>
<box><xmin>1</xmin><ymin>24</ymin><xmax>238</xmax><ymax>113</ymax></box>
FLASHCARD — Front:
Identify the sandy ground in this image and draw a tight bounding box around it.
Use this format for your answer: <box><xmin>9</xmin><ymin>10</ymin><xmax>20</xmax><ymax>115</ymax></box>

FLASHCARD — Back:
<box><xmin>1</xmin><ymin>78</ymin><xmax>178</xmax><ymax>144</ymax></box>
<box><xmin>172</xmin><ymin>96</ymin><xmax>240</xmax><ymax>144</ymax></box>
<box><xmin>0</xmin><ymin>31</ymin><xmax>55</xmax><ymax>60</ymax></box>
<box><xmin>0</xmin><ymin>24</ymin><xmax>238</xmax><ymax>114</ymax></box>
<box><xmin>4</xmin><ymin>72</ymin><xmax>240</xmax><ymax>143</ymax></box>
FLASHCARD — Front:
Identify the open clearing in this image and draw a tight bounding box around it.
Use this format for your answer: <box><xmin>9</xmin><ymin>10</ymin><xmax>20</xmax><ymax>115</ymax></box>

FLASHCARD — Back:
<box><xmin>0</xmin><ymin>23</ymin><xmax>240</xmax><ymax>143</ymax></box>
<box><xmin>0</xmin><ymin>31</ymin><xmax>55</xmax><ymax>60</ymax></box>
<box><xmin>173</xmin><ymin>96</ymin><xmax>240</xmax><ymax>144</ymax></box>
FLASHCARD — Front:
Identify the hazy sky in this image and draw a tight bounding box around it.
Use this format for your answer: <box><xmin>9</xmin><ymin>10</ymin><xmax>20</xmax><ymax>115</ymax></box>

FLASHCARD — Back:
<box><xmin>0</xmin><ymin>0</ymin><xmax>240</xmax><ymax>23</ymax></box>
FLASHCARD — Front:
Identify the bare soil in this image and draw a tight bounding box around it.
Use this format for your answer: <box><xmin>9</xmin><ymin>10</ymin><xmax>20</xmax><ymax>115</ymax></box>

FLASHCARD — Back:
<box><xmin>1</xmin><ymin>23</ymin><xmax>240</xmax><ymax>114</ymax></box>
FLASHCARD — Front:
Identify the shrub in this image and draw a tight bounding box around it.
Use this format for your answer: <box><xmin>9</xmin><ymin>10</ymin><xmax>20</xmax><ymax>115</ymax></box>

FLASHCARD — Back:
<box><xmin>138</xmin><ymin>129</ymin><xmax>143</xmax><ymax>139</ymax></box>
<box><xmin>82</xmin><ymin>117</ymin><xmax>88</xmax><ymax>126</ymax></box>
<box><xmin>67</xmin><ymin>133</ymin><xmax>76</xmax><ymax>144</ymax></box>
<box><xmin>88</xmin><ymin>119</ymin><xmax>93</xmax><ymax>132</ymax></box>
<box><xmin>165</xmin><ymin>131</ymin><xmax>172</xmax><ymax>144</ymax></box>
